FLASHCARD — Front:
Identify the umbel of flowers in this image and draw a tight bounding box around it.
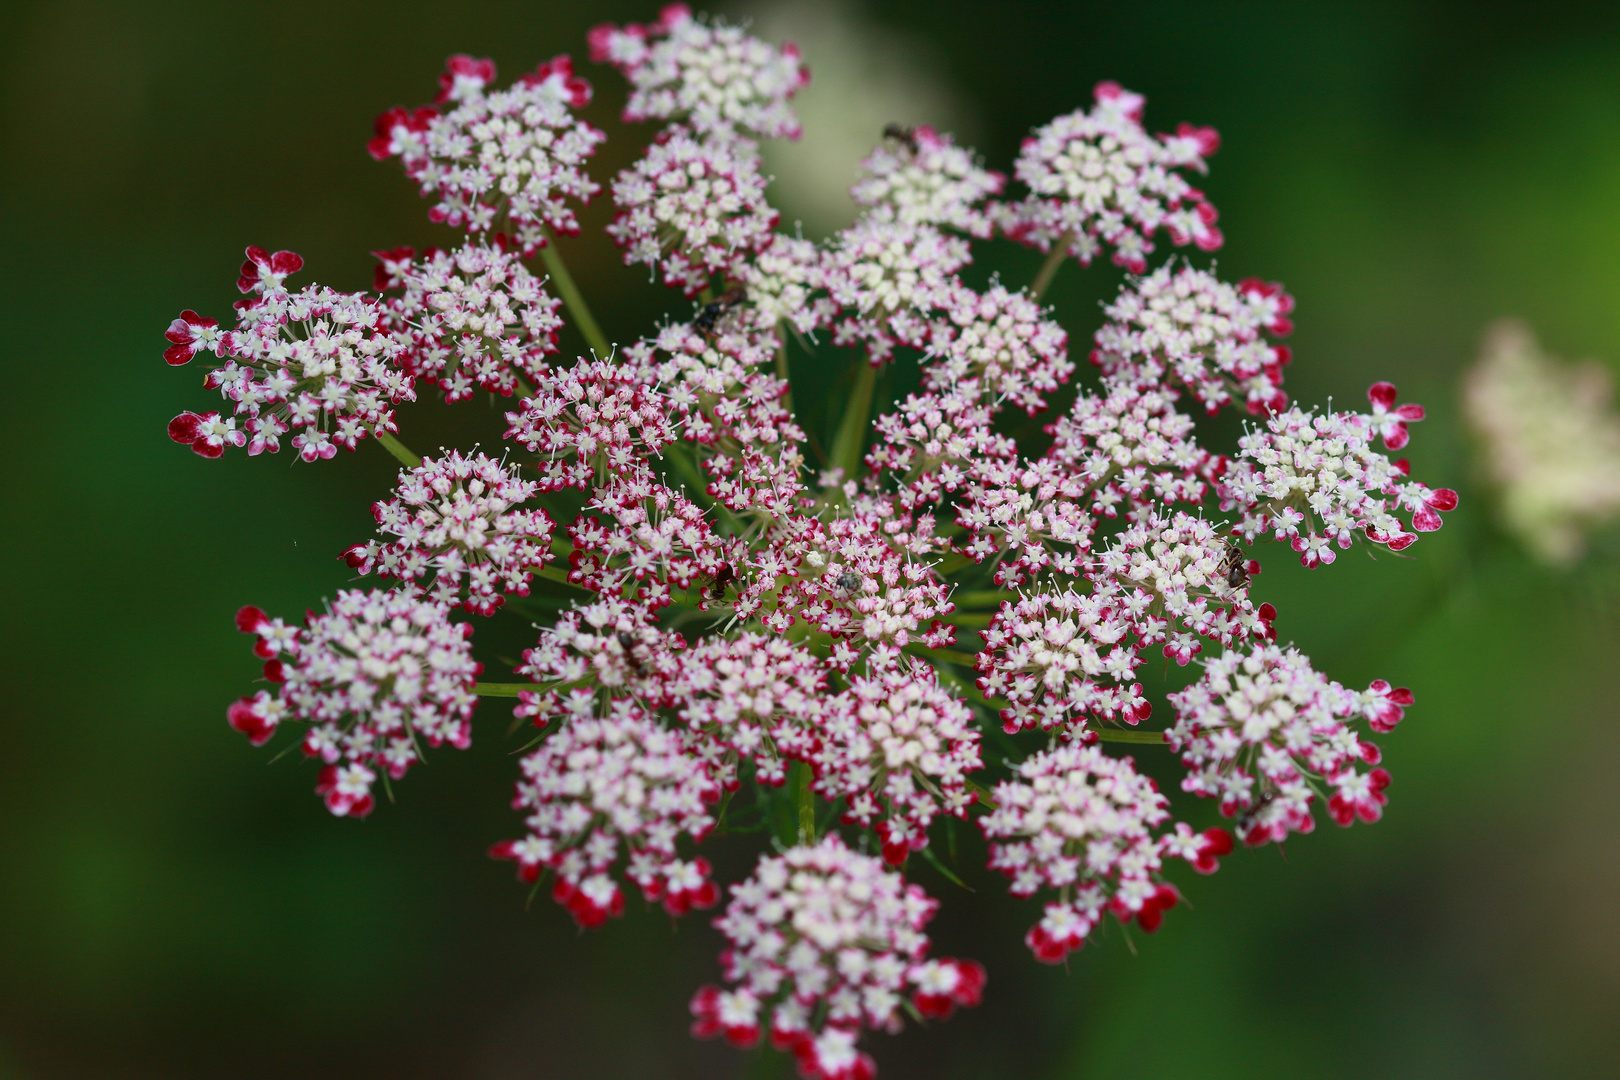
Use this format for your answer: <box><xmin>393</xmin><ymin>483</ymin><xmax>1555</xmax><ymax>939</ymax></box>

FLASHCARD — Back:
<box><xmin>164</xmin><ymin>6</ymin><xmax>1455</xmax><ymax>1076</ymax></box>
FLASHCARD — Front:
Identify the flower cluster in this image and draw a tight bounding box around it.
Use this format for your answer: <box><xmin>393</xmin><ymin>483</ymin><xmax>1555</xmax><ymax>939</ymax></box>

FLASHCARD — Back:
<box><xmin>342</xmin><ymin>450</ymin><xmax>556</xmax><ymax>615</ymax></box>
<box><xmin>924</xmin><ymin>283</ymin><xmax>1071</xmax><ymax>413</ymax></box>
<box><xmin>998</xmin><ymin>81</ymin><xmax>1222</xmax><ymax>272</ymax></box>
<box><xmin>1167</xmin><ymin>645</ymin><xmax>1404</xmax><ymax>845</ymax></box>
<box><xmin>1043</xmin><ymin>374</ymin><xmax>1214</xmax><ymax>517</ymax></box>
<box><xmin>169</xmin><ymin>12</ymin><xmax>1453</xmax><ymax>1077</ymax></box>
<box><xmin>1464</xmin><ymin>319</ymin><xmax>1620</xmax><ymax>564</ymax></box>
<box><xmin>515</xmin><ymin>596</ymin><xmax>682</xmax><ymax>700</ymax></box>
<box><xmin>591</xmin><ymin>4</ymin><xmax>810</xmax><ymax>140</ymax></box>
<box><xmin>823</xmin><ymin>218</ymin><xmax>971</xmax><ymax>362</ymax></box>
<box><xmin>229</xmin><ymin>591</ymin><xmax>480</xmax><ymax>817</ymax></box>
<box><xmin>976</xmin><ymin>583</ymin><xmax>1152</xmax><ymax>735</ymax></box>
<box><xmin>1218</xmin><ymin>387</ymin><xmax>1458</xmax><ymax>566</ymax></box>
<box><xmin>386</xmin><ymin>242</ymin><xmax>564</xmax><ymax>400</ymax></box>
<box><xmin>851</xmin><ymin>125</ymin><xmax>1005</xmax><ymax>237</ymax></box>
<box><xmin>690</xmin><ymin>836</ymin><xmax>981</xmax><ymax>1080</ymax></box>
<box><xmin>168</xmin><ymin>248</ymin><xmax>415</xmax><ymax>462</ymax></box>
<box><xmin>662</xmin><ymin>632</ymin><xmax>826</xmax><ymax>787</ymax></box>
<box><xmin>504</xmin><ymin>358</ymin><xmax>680</xmax><ymax>489</ymax></box>
<box><xmin>369</xmin><ymin>55</ymin><xmax>604</xmax><ymax>254</ymax></box>
<box><xmin>606</xmin><ymin>126</ymin><xmax>779</xmax><ymax>294</ymax></box>
<box><xmin>1091</xmin><ymin>265</ymin><xmax>1294</xmax><ymax>415</ymax></box>
<box><xmin>980</xmin><ymin>744</ymin><xmax>1226</xmax><ymax>962</ymax></box>
<box><xmin>811</xmin><ymin>668</ymin><xmax>982</xmax><ymax>864</ymax></box>
<box><xmin>491</xmin><ymin>701</ymin><xmax>720</xmax><ymax>926</ymax></box>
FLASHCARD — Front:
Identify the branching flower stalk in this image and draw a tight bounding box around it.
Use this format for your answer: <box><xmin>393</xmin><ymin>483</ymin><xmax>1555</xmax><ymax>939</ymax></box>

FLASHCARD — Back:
<box><xmin>163</xmin><ymin>7</ymin><xmax>1456</xmax><ymax>1078</ymax></box>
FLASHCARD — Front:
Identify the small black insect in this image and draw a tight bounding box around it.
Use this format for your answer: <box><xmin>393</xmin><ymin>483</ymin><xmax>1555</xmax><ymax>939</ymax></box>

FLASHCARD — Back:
<box><xmin>709</xmin><ymin>563</ymin><xmax>738</xmax><ymax>594</ymax></box>
<box><xmin>834</xmin><ymin>570</ymin><xmax>862</xmax><ymax>594</ymax></box>
<box><xmin>883</xmin><ymin>123</ymin><xmax>919</xmax><ymax>153</ymax></box>
<box><xmin>614</xmin><ymin>631</ymin><xmax>645</xmax><ymax>672</ymax></box>
<box><xmin>1219</xmin><ymin>541</ymin><xmax>1251</xmax><ymax>592</ymax></box>
<box><xmin>1235</xmin><ymin>790</ymin><xmax>1277</xmax><ymax>838</ymax></box>
<box><xmin>693</xmin><ymin>286</ymin><xmax>746</xmax><ymax>334</ymax></box>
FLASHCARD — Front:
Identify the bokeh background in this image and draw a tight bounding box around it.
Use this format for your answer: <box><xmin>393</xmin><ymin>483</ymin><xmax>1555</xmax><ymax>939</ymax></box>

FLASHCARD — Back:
<box><xmin>3</xmin><ymin>1</ymin><xmax>1619</xmax><ymax>1077</ymax></box>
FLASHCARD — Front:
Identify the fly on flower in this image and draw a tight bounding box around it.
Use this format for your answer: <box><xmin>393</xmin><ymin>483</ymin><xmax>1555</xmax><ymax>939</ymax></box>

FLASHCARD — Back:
<box><xmin>882</xmin><ymin>122</ymin><xmax>920</xmax><ymax>152</ymax></box>
<box><xmin>162</xmin><ymin>10</ymin><xmax>1454</xmax><ymax>1077</ymax></box>
<box><xmin>1219</xmin><ymin>539</ymin><xmax>1252</xmax><ymax>592</ymax></box>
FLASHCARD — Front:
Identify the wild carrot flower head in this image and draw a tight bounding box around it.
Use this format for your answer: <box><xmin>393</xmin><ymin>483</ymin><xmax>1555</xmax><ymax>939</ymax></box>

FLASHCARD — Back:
<box><xmin>1092</xmin><ymin>265</ymin><xmax>1294</xmax><ymax>415</ymax></box>
<box><xmin>167</xmin><ymin>16</ymin><xmax>1454</xmax><ymax>1077</ymax></box>
<box><xmin>822</xmin><ymin>219</ymin><xmax>971</xmax><ymax>362</ymax></box>
<box><xmin>1168</xmin><ymin>645</ymin><xmax>1397</xmax><ymax>845</ymax></box>
<box><xmin>925</xmin><ymin>282</ymin><xmax>1072</xmax><ymax>414</ymax></box>
<box><xmin>980</xmin><ymin>743</ymin><xmax>1202</xmax><ymax>960</ymax></box>
<box><xmin>662</xmin><ymin>632</ymin><xmax>827</xmax><ymax>787</ymax></box>
<box><xmin>1218</xmin><ymin>397</ymin><xmax>1457</xmax><ymax>564</ymax></box>
<box><xmin>811</xmin><ymin>666</ymin><xmax>983</xmax><ymax>864</ymax></box>
<box><xmin>168</xmin><ymin>249</ymin><xmax>417</xmax><ymax>462</ymax></box>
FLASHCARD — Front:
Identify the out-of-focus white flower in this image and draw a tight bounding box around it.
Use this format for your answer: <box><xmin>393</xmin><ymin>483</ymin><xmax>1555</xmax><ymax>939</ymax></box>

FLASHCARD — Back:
<box><xmin>1464</xmin><ymin>319</ymin><xmax>1620</xmax><ymax>565</ymax></box>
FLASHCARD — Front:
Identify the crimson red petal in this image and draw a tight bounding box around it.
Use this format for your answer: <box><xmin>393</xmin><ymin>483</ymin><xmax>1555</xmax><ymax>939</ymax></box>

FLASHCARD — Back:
<box><xmin>168</xmin><ymin>414</ymin><xmax>202</xmax><ymax>444</ymax></box>
<box><xmin>1426</xmin><ymin>488</ymin><xmax>1459</xmax><ymax>511</ymax></box>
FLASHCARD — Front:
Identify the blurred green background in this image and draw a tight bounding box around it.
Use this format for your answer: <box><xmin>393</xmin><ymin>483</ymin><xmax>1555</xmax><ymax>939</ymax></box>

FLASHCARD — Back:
<box><xmin>3</xmin><ymin>1</ymin><xmax>1619</xmax><ymax>1077</ymax></box>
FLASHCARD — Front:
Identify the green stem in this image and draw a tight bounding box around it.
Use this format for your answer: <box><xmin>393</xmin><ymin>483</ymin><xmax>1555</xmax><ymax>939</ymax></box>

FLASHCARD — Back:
<box><xmin>375</xmin><ymin>431</ymin><xmax>422</xmax><ymax>468</ymax></box>
<box><xmin>829</xmin><ymin>357</ymin><xmax>879</xmax><ymax>482</ymax></box>
<box><xmin>534</xmin><ymin>564</ymin><xmax>585</xmax><ymax>589</ymax></box>
<box><xmin>774</xmin><ymin>326</ymin><xmax>795</xmax><ymax>418</ymax></box>
<box><xmin>919</xmin><ymin>844</ymin><xmax>972</xmax><ymax>890</ymax></box>
<box><xmin>1095</xmin><ymin>728</ymin><xmax>1168</xmax><ymax>745</ymax></box>
<box><xmin>932</xmin><ymin>552</ymin><xmax>976</xmax><ymax>576</ymax></box>
<box><xmin>475</xmin><ymin>682</ymin><xmax>531</xmax><ymax>698</ymax></box>
<box><xmin>537</xmin><ymin>229</ymin><xmax>610</xmax><ymax>360</ymax></box>
<box><xmin>1030</xmin><ymin>231</ymin><xmax>1073</xmax><ymax>302</ymax></box>
<box><xmin>795</xmin><ymin>762</ymin><xmax>816</xmax><ymax>844</ymax></box>
<box><xmin>661</xmin><ymin>441</ymin><xmax>713</xmax><ymax>505</ymax></box>
<box><xmin>914</xmin><ymin>645</ymin><xmax>982</xmax><ymax>667</ymax></box>
<box><xmin>963</xmin><ymin>775</ymin><xmax>998</xmax><ymax>810</ymax></box>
